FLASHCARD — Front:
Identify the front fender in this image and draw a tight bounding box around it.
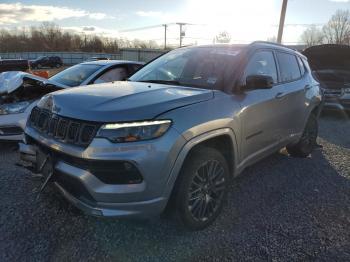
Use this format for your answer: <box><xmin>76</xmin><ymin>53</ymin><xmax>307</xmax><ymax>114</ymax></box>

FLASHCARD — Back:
<box><xmin>161</xmin><ymin>128</ymin><xmax>239</xmax><ymax>201</ymax></box>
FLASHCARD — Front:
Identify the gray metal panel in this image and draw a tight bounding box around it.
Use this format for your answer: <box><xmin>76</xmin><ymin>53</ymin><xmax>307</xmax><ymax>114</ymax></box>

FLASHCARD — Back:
<box><xmin>0</xmin><ymin>49</ymin><xmax>165</xmax><ymax>65</ymax></box>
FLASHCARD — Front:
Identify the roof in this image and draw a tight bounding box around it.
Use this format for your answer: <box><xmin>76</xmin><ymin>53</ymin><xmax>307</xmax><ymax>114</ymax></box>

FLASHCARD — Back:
<box><xmin>179</xmin><ymin>44</ymin><xmax>247</xmax><ymax>50</ymax></box>
<box><xmin>178</xmin><ymin>42</ymin><xmax>304</xmax><ymax>57</ymax></box>
<box><xmin>81</xmin><ymin>60</ymin><xmax>144</xmax><ymax>66</ymax></box>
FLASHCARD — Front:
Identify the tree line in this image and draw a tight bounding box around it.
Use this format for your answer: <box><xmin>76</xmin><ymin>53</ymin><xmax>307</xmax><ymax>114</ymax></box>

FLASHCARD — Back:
<box><xmin>0</xmin><ymin>22</ymin><xmax>160</xmax><ymax>53</ymax></box>
<box><xmin>1</xmin><ymin>9</ymin><xmax>349</xmax><ymax>53</ymax></box>
<box><xmin>301</xmin><ymin>9</ymin><xmax>350</xmax><ymax>47</ymax></box>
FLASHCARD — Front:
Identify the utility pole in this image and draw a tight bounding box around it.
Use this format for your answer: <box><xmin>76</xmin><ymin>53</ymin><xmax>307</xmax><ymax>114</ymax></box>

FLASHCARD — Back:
<box><xmin>177</xmin><ymin>22</ymin><xmax>187</xmax><ymax>47</ymax></box>
<box><xmin>277</xmin><ymin>0</ymin><xmax>288</xmax><ymax>43</ymax></box>
<box><xmin>163</xmin><ymin>24</ymin><xmax>167</xmax><ymax>49</ymax></box>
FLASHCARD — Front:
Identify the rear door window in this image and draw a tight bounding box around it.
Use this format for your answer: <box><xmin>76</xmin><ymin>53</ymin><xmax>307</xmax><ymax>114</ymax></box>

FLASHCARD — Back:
<box><xmin>93</xmin><ymin>66</ymin><xmax>128</xmax><ymax>84</ymax></box>
<box><xmin>276</xmin><ymin>52</ymin><xmax>301</xmax><ymax>82</ymax></box>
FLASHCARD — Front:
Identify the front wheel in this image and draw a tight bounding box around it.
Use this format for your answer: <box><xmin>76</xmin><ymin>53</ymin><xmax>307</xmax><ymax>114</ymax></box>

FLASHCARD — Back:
<box><xmin>173</xmin><ymin>147</ymin><xmax>230</xmax><ymax>230</ymax></box>
<box><xmin>286</xmin><ymin>113</ymin><xmax>318</xmax><ymax>158</ymax></box>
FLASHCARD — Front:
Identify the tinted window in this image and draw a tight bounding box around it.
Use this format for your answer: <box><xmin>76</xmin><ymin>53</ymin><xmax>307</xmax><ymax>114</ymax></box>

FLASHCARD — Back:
<box><xmin>277</xmin><ymin>52</ymin><xmax>301</xmax><ymax>82</ymax></box>
<box><xmin>131</xmin><ymin>64</ymin><xmax>142</xmax><ymax>72</ymax></box>
<box><xmin>244</xmin><ymin>51</ymin><xmax>278</xmax><ymax>83</ymax></box>
<box><xmin>297</xmin><ymin>56</ymin><xmax>306</xmax><ymax>76</ymax></box>
<box><xmin>93</xmin><ymin>66</ymin><xmax>128</xmax><ymax>84</ymax></box>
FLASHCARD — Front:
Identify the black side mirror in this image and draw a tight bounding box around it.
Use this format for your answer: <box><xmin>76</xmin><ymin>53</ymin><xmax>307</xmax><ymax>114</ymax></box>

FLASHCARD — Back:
<box><xmin>246</xmin><ymin>75</ymin><xmax>274</xmax><ymax>89</ymax></box>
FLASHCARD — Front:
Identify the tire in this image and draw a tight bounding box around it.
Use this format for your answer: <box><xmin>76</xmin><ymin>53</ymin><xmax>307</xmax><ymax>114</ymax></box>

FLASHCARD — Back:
<box><xmin>286</xmin><ymin>113</ymin><xmax>318</xmax><ymax>158</ymax></box>
<box><xmin>55</xmin><ymin>63</ymin><xmax>61</xmax><ymax>68</ymax></box>
<box><xmin>173</xmin><ymin>147</ymin><xmax>230</xmax><ymax>230</ymax></box>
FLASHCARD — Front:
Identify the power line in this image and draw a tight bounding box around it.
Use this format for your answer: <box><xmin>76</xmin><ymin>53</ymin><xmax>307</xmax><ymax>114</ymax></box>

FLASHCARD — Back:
<box><xmin>273</xmin><ymin>23</ymin><xmax>325</xmax><ymax>27</ymax></box>
<box><xmin>119</xmin><ymin>24</ymin><xmax>170</xmax><ymax>32</ymax></box>
<box><xmin>119</xmin><ymin>22</ymin><xmax>203</xmax><ymax>48</ymax></box>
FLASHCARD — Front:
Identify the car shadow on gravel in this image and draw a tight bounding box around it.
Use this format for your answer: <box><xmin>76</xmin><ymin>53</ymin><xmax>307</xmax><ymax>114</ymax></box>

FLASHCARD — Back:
<box><xmin>1</xmin><ymin>128</ymin><xmax>350</xmax><ymax>261</ymax></box>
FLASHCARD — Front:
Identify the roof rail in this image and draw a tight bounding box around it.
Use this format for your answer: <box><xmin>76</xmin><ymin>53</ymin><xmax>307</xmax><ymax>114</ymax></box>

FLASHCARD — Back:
<box><xmin>250</xmin><ymin>41</ymin><xmax>297</xmax><ymax>51</ymax></box>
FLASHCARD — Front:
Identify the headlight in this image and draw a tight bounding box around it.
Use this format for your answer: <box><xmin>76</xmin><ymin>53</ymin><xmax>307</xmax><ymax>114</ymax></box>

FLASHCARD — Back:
<box><xmin>0</xmin><ymin>101</ymin><xmax>31</xmax><ymax>115</ymax></box>
<box><xmin>97</xmin><ymin>120</ymin><xmax>172</xmax><ymax>143</ymax></box>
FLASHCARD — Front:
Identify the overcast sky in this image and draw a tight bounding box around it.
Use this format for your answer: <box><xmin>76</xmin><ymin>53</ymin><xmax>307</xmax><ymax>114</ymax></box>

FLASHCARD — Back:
<box><xmin>0</xmin><ymin>0</ymin><xmax>349</xmax><ymax>46</ymax></box>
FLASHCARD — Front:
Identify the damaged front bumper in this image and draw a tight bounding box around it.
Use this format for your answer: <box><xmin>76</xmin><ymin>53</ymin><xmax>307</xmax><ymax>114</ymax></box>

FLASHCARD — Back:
<box><xmin>19</xmin><ymin>124</ymin><xmax>186</xmax><ymax>218</ymax></box>
<box><xmin>19</xmin><ymin>141</ymin><xmax>167</xmax><ymax>217</ymax></box>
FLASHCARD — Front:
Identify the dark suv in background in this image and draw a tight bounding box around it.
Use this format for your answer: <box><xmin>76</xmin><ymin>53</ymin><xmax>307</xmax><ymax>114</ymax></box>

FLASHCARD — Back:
<box><xmin>30</xmin><ymin>56</ymin><xmax>63</xmax><ymax>69</ymax></box>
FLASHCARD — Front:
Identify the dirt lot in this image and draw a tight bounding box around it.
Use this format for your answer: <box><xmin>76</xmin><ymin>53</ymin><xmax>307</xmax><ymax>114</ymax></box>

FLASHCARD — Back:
<box><xmin>0</xmin><ymin>113</ymin><xmax>349</xmax><ymax>261</ymax></box>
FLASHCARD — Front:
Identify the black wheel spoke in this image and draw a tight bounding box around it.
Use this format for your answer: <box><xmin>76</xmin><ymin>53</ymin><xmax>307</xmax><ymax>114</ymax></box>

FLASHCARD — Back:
<box><xmin>190</xmin><ymin>199</ymin><xmax>202</xmax><ymax>215</ymax></box>
<box><xmin>189</xmin><ymin>187</ymin><xmax>201</xmax><ymax>197</ymax></box>
<box><xmin>187</xmin><ymin>159</ymin><xmax>226</xmax><ymax>222</ymax></box>
<box><xmin>201</xmin><ymin>201</ymin><xmax>208</xmax><ymax>219</ymax></box>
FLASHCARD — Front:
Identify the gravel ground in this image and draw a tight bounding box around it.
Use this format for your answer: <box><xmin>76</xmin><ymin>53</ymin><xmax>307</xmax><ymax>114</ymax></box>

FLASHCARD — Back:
<box><xmin>0</xmin><ymin>113</ymin><xmax>349</xmax><ymax>261</ymax></box>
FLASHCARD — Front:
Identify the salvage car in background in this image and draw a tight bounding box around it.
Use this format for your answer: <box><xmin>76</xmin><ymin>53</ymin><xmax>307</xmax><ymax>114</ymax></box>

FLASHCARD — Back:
<box><xmin>304</xmin><ymin>44</ymin><xmax>350</xmax><ymax>113</ymax></box>
<box><xmin>0</xmin><ymin>60</ymin><xmax>143</xmax><ymax>141</ymax></box>
<box><xmin>30</xmin><ymin>56</ymin><xmax>63</xmax><ymax>69</ymax></box>
<box><xmin>0</xmin><ymin>59</ymin><xmax>29</xmax><ymax>73</ymax></box>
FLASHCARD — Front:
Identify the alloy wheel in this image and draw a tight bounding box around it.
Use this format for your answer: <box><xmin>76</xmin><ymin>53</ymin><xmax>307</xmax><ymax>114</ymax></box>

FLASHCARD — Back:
<box><xmin>187</xmin><ymin>160</ymin><xmax>226</xmax><ymax>222</ymax></box>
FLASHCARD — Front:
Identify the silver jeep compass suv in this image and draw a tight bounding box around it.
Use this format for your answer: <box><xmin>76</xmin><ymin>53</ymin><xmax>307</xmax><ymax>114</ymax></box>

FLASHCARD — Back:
<box><xmin>19</xmin><ymin>42</ymin><xmax>322</xmax><ymax>230</ymax></box>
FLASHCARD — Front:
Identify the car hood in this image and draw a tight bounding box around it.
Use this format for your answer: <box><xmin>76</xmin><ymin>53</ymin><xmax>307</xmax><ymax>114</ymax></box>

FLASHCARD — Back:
<box><xmin>303</xmin><ymin>45</ymin><xmax>350</xmax><ymax>89</ymax></box>
<box><xmin>0</xmin><ymin>71</ymin><xmax>67</xmax><ymax>95</ymax></box>
<box><xmin>303</xmin><ymin>44</ymin><xmax>350</xmax><ymax>70</ymax></box>
<box><xmin>42</xmin><ymin>81</ymin><xmax>214</xmax><ymax>122</ymax></box>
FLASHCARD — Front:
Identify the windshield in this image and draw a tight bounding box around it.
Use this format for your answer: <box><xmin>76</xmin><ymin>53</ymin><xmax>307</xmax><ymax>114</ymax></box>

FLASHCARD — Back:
<box><xmin>129</xmin><ymin>46</ymin><xmax>241</xmax><ymax>90</ymax></box>
<box><xmin>50</xmin><ymin>64</ymin><xmax>102</xmax><ymax>87</ymax></box>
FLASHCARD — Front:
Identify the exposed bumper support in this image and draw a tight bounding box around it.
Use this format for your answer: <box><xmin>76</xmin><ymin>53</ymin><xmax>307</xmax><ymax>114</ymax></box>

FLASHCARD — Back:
<box><xmin>19</xmin><ymin>142</ymin><xmax>37</xmax><ymax>165</ymax></box>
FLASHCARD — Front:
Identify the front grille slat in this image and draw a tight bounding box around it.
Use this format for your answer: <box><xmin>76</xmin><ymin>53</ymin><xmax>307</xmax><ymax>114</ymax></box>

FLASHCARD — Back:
<box><xmin>28</xmin><ymin>107</ymin><xmax>99</xmax><ymax>148</ymax></box>
<box><xmin>56</xmin><ymin>119</ymin><xmax>68</xmax><ymax>139</ymax></box>
<box><xmin>67</xmin><ymin>122</ymin><xmax>80</xmax><ymax>142</ymax></box>
<box><xmin>48</xmin><ymin>117</ymin><xmax>58</xmax><ymax>136</ymax></box>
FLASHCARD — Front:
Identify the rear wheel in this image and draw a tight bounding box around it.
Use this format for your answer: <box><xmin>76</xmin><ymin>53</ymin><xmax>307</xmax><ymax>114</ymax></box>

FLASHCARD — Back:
<box><xmin>286</xmin><ymin>113</ymin><xmax>318</xmax><ymax>158</ymax></box>
<box><xmin>55</xmin><ymin>63</ymin><xmax>61</xmax><ymax>68</ymax></box>
<box><xmin>173</xmin><ymin>147</ymin><xmax>230</xmax><ymax>230</ymax></box>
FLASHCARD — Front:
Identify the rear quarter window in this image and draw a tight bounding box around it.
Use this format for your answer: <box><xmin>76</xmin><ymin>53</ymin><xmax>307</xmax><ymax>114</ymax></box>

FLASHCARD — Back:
<box><xmin>276</xmin><ymin>52</ymin><xmax>301</xmax><ymax>82</ymax></box>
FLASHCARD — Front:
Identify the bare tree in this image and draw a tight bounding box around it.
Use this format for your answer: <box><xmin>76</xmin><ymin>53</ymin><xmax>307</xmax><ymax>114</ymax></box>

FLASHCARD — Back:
<box><xmin>0</xmin><ymin>23</ymin><xmax>160</xmax><ymax>53</ymax></box>
<box><xmin>323</xmin><ymin>9</ymin><xmax>350</xmax><ymax>45</ymax></box>
<box><xmin>215</xmin><ymin>31</ymin><xmax>231</xmax><ymax>43</ymax></box>
<box><xmin>300</xmin><ymin>25</ymin><xmax>323</xmax><ymax>47</ymax></box>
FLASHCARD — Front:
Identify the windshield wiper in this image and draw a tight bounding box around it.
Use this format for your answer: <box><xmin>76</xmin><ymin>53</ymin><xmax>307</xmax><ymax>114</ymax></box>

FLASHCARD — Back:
<box><xmin>138</xmin><ymin>79</ymin><xmax>181</xmax><ymax>86</ymax></box>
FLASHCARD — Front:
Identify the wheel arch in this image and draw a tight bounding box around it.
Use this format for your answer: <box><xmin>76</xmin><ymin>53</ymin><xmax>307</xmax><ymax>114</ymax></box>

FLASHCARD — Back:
<box><xmin>163</xmin><ymin>128</ymin><xmax>239</xmax><ymax>202</ymax></box>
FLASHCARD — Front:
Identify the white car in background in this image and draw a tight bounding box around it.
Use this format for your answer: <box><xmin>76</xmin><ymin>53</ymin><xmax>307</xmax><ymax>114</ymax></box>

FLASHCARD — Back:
<box><xmin>0</xmin><ymin>60</ymin><xmax>143</xmax><ymax>141</ymax></box>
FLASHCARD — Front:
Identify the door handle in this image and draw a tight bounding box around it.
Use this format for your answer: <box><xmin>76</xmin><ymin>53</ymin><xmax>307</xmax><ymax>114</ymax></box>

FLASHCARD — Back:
<box><xmin>275</xmin><ymin>92</ymin><xmax>286</xmax><ymax>99</ymax></box>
